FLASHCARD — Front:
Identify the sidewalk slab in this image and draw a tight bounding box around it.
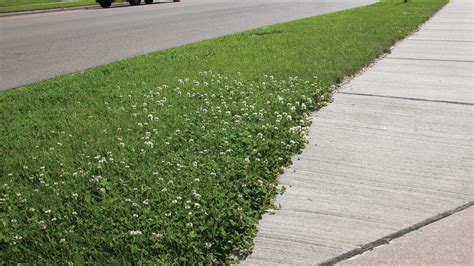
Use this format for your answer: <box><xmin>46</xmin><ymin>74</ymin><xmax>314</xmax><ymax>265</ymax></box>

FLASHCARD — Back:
<box><xmin>244</xmin><ymin>0</ymin><xmax>473</xmax><ymax>264</ymax></box>
<box><xmin>339</xmin><ymin>207</ymin><xmax>474</xmax><ymax>265</ymax></box>
<box><xmin>411</xmin><ymin>30</ymin><xmax>474</xmax><ymax>42</ymax></box>
<box><xmin>345</xmin><ymin>59</ymin><xmax>474</xmax><ymax>103</ymax></box>
<box><xmin>388</xmin><ymin>41</ymin><xmax>474</xmax><ymax>61</ymax></box>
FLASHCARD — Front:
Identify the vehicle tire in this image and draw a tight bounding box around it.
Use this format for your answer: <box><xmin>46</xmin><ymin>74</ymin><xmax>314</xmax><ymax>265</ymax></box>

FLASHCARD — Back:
<box><xmin>129</xmin><ymin>0</ymin><xmax>141</xmax><ymax>5</ymax></box>
<box><xmin>98</xmin><ymin>0</ymin><xmax>112</xmax><ymax>8</ymax></box>
<box><xmin>145</xmin><ymin>0</ymin><xmax>153</xmax><ymax>4</ymax></box>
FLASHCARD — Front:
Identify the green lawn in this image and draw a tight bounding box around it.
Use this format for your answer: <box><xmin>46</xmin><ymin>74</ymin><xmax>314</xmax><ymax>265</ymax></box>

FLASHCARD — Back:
<box><xmin>0</xmin><ymin>0</ymin><xmax>95</xmax><ymax>13</ymax></box>
<box><xmin>0</xmin><ymin>0</ymin><xmax>447</xmax><ymax>263</ymax></box>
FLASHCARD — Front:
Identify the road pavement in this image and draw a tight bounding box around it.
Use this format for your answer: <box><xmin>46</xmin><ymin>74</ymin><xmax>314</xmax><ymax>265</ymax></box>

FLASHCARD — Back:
<box><xmin>244</xmin><ymin>0</ymin><xmax>473</xmax><ymax>264</ymax></box>
<box><xmin>0</xmin><ymin>0</ymin><xmax>375</xmax><ymax>91</ymax></box>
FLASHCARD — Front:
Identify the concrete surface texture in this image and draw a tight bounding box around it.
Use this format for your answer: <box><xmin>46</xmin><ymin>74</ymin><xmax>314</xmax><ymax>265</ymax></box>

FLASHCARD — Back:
<box><xmin>0</xmin><ymin>0</ymin><xmax>375</xmax><ymax>91</ymax></box>
<box><xmin>243</xmin><ymin>0</ymin><xmax>474</xmax><ymax>264</ymax></box>
<box><xmin>339</xmin><ymin>207</ymin><xmax>474</xmax><ymax>266</ymax></box>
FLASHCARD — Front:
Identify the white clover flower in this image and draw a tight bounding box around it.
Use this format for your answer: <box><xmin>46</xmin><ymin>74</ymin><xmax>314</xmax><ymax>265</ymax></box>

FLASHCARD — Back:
<box><xmin>132</xmin><ymin>214</ymin><xmax>139</xmax><ymax>218</ymax></box>
<box><xmin>205</xmin><ymin>242</ymin><xmax>212</xmax><ymax>249</ymax></box>
<box><xmin>172</xmin><ymin>200</ymin><xmax>178</xmax><ymax>204</ymax></box>
<box><xmin>194</xmin><ymin>203</ymin><xmax>201</xmax><ymax>209</ymax></box>
<box><xmin>99</xmin><ymin>188</ymin><xmax>106</xmax><ymax>193</ymax></box>
<box><xmin>142</xmin><ymin>199</ymin><xmax>150</xmax><ymax>205</ymax></box>
<box><xmin>38</xmin><ymin>221</ymin><xmax>47</xmax><ymax>230</ymax></box>
<box><xmin>144</xmin><ymin>141</ymin><xmax>154</xmax><ymax>149</ymax></box>
<box><xmin>257</xmin><ymin>133</ymin><xmax>263</xmax><ymax>138</ymax></box>
<box><xmin>44</xmin><ymin>209</ymin><xmax>52</xmax><ymax>214</ymax></box>
<box><xmin>72</xmin><ymin>211</ymin><xmax>78</xmax><ymax>216</ymax></box>
<box><xmin>152</xmin><ymin>233</ymin><xmax>163</xmax><ymax>239</ymax></box>
<box><xmin>59</xmin><ymin>238</ymin><xmax>66</xmax><ymax>244</ymax></box>
<box><xmin>186</xmin><ymin>222</ymin><xmax>193</xmax><ymax>228</ymax></box>
<box><xmin>130</xmin><ymin>230</ymin><xmax>142</xmax><ymax>236</ymax></box>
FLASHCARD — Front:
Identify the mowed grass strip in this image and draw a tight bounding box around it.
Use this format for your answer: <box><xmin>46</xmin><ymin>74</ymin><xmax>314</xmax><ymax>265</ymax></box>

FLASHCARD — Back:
<box><xmin>0</xmin><ymin>0</ymin><xmax>447</xmax><ymax>263</ymax></box>
<box><xmin>0</xmin><ymin>0</ymin><xmax>95</xmax><ymax>13</ymax></box>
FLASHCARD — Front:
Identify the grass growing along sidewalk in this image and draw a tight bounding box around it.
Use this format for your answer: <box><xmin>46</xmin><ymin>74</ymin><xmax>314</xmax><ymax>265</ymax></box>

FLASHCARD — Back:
<box><xmin>0</xmin><ymin>0</ymin><xmax>448</xmax><ymax>263</ymax></box>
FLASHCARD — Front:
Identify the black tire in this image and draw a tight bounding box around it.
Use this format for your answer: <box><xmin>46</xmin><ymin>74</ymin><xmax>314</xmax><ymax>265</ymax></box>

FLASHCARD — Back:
<box><xmin>145</xmin><ymin>0</ymin><xmax>153</xmax><ymax>4</ymax></box>
<box><xmin>129</xmin><ymin>0</ymin><xmax>141</xmax><ymax>6</ymax></box>
<box><xmin>98</xmin><ymin>0</ymin><xmax>112</xmax><ymax>8</ymax></box>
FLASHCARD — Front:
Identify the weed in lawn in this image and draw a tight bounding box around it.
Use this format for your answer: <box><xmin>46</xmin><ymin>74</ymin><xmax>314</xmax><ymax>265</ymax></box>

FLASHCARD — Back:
<box><xmin>1</xmin><ymin>73</ymin><xmax>331</xmax><ymax>263</ymax></box>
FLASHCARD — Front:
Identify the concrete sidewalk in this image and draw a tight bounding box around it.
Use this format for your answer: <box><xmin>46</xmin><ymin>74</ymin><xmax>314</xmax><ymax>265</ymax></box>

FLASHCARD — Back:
<box><xmin>340</xmin><ymin>207</ymin><xmax>474</xmax><ymax>265</ymax></box>
<box><xmin>244</xmin><ymin>0</ymin><xmax>473</xmax><ymax>264</ymax></box>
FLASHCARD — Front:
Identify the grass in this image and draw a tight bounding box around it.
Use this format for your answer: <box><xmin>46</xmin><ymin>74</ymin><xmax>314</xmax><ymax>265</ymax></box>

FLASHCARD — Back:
<box><xmin>0</xmin><ymin>0</ymin><xmax>95</xmax><ymax>13</ymax></box>
<box><xmin>0</xmin><ymin>0</ymin><xmax>447</xmax><ymax>263</ymax></box>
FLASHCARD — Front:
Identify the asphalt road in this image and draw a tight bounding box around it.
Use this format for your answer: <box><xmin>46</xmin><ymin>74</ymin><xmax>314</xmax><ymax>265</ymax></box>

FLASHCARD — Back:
<box><xmin>0</xmin><ymin>0</ymin><xmax>375</xmax><ymax>91</ymax></box>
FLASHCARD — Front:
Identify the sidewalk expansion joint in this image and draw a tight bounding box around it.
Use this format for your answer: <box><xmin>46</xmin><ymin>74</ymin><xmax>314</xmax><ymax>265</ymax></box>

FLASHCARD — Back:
<box><xmin>319</xmin><ymin>201</ymin><xmax>474</xmax><ymax>266</ymax></box>
<box><xmin>339</xmin><ymin>92</ymin><xmax>474</xmax><ymax>106</ymax></box>
<box><xmin>423</xmin><ymin>29</ymin><xmax>474</xmax><ymax>32</ymax></box>
<box><xmin>409</xmin><ymin>39</ymin><xmax>474</xmax><ymax>43</ymax></box>
<box><xmin>387</xmin><ymin>57</ymin><xmax>474</xmax><ymax>63</ymax></box>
